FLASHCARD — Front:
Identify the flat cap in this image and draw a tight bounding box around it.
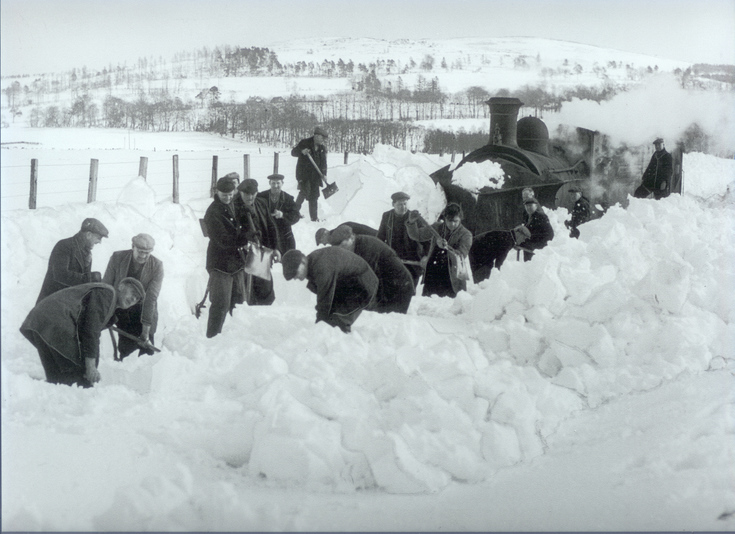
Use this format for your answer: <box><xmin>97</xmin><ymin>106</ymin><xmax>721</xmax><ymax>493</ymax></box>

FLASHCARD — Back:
<box><xmin>119</xmin><ymin>277</ymin><xmax>146</xmax><ymax>300</ymax></box>
<box><xmin>223</xmin><ymin>171</ymin><xmax>240</xmax><ymax>182</ymax></box>
<box><xmin>391</xmin><ymin>191</ymin><xmax>410</xmax><ymax>202</ymax></box>
<box><xmin>281</xmin><ymin>249</ymin><xmax>305</xmax><ymax>280</ymax></box>
<box><xmin>216</xmin><ymin>177</ymin><xmax>236</xmax><ymax>193</ymax></box>
<box><xmin>315</xmin><ymin>228</ymin><xmax>330</xmax><ymax>246</ymax></box>
<box><xmin>237</xmin><ymin>178</ymin><xmax>259</xmax><ymax>194</ymax></box>
<box><xmin>313</xmin><ymin>126</ymin><xmax>328</xmax><ymax>138</ymax></box>
<box><xmin>131</xmin><ymin>233</ymin><xmax>155</xmax><ymax>251</ymax></box>
<box><xmin>653</xmin><ymin>137</ymin><xmax>664</xmax><ymax>144</ymax></box>
<box><xmin>268</xmin><ymin>173</ymin><xmax>285</xmax><ymax>181</ymax></box>
<box><xmin>80</xmin><ymin>218</ymin><xmax>109</xmax><ymax>238</ymax></box>
<box><xmin>327</xmin><ymin>224</ymin><xmax>354</xmax><ymax>246</ymax></box>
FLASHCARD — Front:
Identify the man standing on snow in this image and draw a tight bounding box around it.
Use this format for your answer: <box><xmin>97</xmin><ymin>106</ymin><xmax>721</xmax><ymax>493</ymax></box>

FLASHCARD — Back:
<box><xmin>514</xmin><ymin>199</ymin><xmax>554</xmax><ymax>262</ymax></box>
<box><xmin>233</xmin><ymin>178</ymin><xmax>280</xmax><ymax>306</ymax></box>
<box><xmin>377</xmin><ymin>191</ymin><xmax>425</xmax><ymax>287</ymax></box>
<box><xmin>328</xmin><ymin>224</ymin><xmax>415</xmax><ymax>314</ymax></box>
<box><xmin>37</xmin><ymin>217</ymin><xmax>109</xmax><ymax>303</ymax></box>
<box><xmin>292</xmin><ymin>126</ymin><xmax>328</xmax><ymax>221</ymax></box>
<box><xmin>314</xmin><ymin>222</ymin><xmax>378</xmax><ymax>246</ymax></box>
<box><xmin>255</xmin><ymin>173</ymin><xmax>300</xmax><ymax>255</ymax></box>
<box><xmin>102</xmin><ymin>233</ymin><xmax>163</xmax><ymax>359</ymax></box>
<box><xmin>281</xmin><ymin>246</ymin><xmax>378</xmax><ymax>333</ymax></box>
<box><xmin>634</xmin><ymin>137</ymin><xmax>673</xmax><ymax>200</ymax></box>
<box><xmin>564</xmin><ymin>185</ymin><xmax>592</xmax><ymax>239</ymax></box>
<box><xmin>203</xmin><ymin>177</ymin><xmax>249</xmax><ymax>338</ymax></box>
<box><xmin>20</xmin><ymin>278</ymin><xmax>145</xmax><ymax>387</ymax></box>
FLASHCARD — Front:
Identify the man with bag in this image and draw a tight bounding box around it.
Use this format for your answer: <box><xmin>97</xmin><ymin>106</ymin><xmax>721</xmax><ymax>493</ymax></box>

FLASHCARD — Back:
<box><xmin>291</xmin><ymin>126</ymin><xmax>328</xmax><ymax>221</ymax></box>
<box><xmin>406</xmin><ymin>203</ymin><xmax>473</xmax><ymax>298</ymax></box>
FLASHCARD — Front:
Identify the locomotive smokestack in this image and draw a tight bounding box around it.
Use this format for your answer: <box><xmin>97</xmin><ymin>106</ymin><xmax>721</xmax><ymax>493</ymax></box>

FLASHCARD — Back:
<box><xmin>486</xmin><ymin>97</ymin><xmax>523</xmax><ymax>147</ymax></box>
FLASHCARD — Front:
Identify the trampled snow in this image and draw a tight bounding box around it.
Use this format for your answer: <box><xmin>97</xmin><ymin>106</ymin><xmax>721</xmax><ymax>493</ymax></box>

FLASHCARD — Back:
<box><xmin>1</xmin><ymin>132</ymin><xmax>734</xmax><ymax>531</ymax></box>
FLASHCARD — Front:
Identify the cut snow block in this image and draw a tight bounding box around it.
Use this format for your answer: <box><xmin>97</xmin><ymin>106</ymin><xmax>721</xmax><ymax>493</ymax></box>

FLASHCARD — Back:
<box><xmin>481</xmin><ymin>421</ymin><xmax>522</xmax><ymax>471</ymax></box>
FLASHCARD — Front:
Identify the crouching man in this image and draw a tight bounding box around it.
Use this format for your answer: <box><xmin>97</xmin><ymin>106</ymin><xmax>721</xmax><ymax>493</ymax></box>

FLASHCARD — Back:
<box><xmin>328</xmin><ymin>224</ymin><xmax>414</xmax><ymax>314</ymax></box>
<box><xmin>281</xmin><ymin>247</ymin><xmax>378</xmax><ymax>333</ymax></box>
<box><xmin>20</xmin><ymin>278</ymin><xmax>145</xmax><ymax>387</ymax></box>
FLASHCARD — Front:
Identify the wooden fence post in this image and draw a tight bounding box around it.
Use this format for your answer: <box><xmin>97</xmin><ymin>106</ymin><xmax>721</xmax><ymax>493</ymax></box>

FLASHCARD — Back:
<box><xmin>451</xmin><ymin>150</ymin><xmax>456</xmax><ymax>163</ymax></box>
<box><xmin>243</xmin><ymin>154</ymin><xmax>250</xmax><ymax>179</ymax></box>
<box><xmin>210</xmin><ymin>155</ymin><xmax>218</xmax><ymax>197</ymax></box>
<box><xmin>344</xmin><ymin>151</ymin><xmax>348</xmax><ymax>164</ymax></box>
<box><xmin>172</xmin><ymin>155</ymin><xmax>180</xmax><ymax>204</ymax></box>
<box><xmin>87</xmin><ymin>159</ymin><xmax>99</xmax><ymax>203</ymax></box>
<box><xmin>273</xmin><ymin>152</ymin><xmax>279</xmax><ymax>174</ymax></box>
<box><xmin>138</xmin><ymin>156</ymin><xmax>148</xmax><ymax>180</ymax></box>
<box><xmin>29</xmin><ymin>159</ymin><xmax>38</xmax><ymax>209</ymax></box>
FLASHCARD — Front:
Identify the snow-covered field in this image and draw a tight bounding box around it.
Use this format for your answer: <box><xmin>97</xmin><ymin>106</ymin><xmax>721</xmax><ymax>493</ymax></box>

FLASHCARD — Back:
<box><xmin>1</xmin><ymin>121</ymin><xmax>734</xmax><ymax>530</ymax></box>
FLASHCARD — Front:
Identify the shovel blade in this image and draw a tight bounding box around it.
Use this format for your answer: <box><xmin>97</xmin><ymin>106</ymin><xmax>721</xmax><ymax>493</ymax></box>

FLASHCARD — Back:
<box><xmin>322</xmin><ymin>182</ymin><xmax>339</xmax><ymax>199</ymax></box>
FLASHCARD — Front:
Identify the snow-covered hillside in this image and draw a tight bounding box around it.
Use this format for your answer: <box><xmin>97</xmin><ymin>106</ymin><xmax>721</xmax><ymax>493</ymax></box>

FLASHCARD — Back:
<box><xmin>1</xmin><ymin>122</ymin><xmax>734</xmax><ymax>529</ymax></box>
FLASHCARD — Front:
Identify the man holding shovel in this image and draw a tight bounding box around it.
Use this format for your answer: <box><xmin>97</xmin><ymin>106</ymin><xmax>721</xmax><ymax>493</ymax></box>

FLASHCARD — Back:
<box><xmin>291</xmin><ymin>126</ymin><xmax>330</xmax><ymax>222</ymax></box>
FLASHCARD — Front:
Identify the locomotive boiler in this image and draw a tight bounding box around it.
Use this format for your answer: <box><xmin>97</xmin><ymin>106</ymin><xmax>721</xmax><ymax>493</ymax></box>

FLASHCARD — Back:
<box><xmin>431</xmin><ymin>96</ymin><xmax>598</xmax><ymax>235</ymax></box>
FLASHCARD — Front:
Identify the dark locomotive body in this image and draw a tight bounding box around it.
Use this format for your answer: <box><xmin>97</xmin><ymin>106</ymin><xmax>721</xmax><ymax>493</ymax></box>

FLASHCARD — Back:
<box><xmin>431</xmin><ymin>97</ymin><xmax>597</xmax><ymax>235</ymax></box>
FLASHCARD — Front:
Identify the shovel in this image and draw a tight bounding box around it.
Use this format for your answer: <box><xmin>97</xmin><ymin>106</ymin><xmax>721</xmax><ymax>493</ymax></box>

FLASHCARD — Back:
<box><xmin>306</xmin><ymin>152</ymin><xmax>338</xmax><ymax>199</ymax></box>
<box><xmin>109</xmin><ymin>326</ymin><xmax>161</xmax><ymax>353</ymax></box>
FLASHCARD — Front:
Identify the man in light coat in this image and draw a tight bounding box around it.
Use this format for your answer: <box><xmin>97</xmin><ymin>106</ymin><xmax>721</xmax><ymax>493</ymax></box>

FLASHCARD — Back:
<box><xmin>103</xmin><ymin>233</ymin><xmax>163</xmax><ymax>359</ymax></box>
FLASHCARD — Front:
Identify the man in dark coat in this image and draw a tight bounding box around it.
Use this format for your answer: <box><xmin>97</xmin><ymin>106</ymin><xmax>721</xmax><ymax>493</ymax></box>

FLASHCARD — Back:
<box><xmin>204</xmin><ymin>177</ymin><xmax>249</xmax><ymax>338</ymax></box>
<box><xmin>634</xmin><ymin>138</ymin><xmax>673</xmax><ymax>200</ymax></box>
<box><xmin>233</xmin><ymin>178</ymin><xmax>279</xmax><ymax>307</ymax></box>
<box><xmin>102</xmin><ymin>233</ymin><xmax>163</xmax><ymax>359</ymax></box>
<box><xmin>37</xmin><ymin>217</ymin><xmax>109</xmax><ymax>303</ymax></box>
<box><xmin>377</xmin><ymin>191</ymin><xmax>424</xmax><ymax>287</ymax></box>
<box><xmin>315</xmin><ymin>222</ymin><xmax>378</xmax><ymax>246</ymax></box>
<box><xmin>515</xmin><ymin>199</ymin><xmax>554</xmax><ymax>261</ymax></box>
<box><xmin>21</xmin><ymin>278</ymin><xmax>145</xmax><ymax>387</ymax></box>
<box><xmin>281</xmin><ymin>246</ymin><xmax>378</xmax><ymax>333</ymax></box>
<box><xmin>328</xmin><ymin>224</ymin><xmax>415</xmax><ymax>314</ymax></box>
<box><xmin>469</xmin><ymin>229</ymin><xmax>521</xmax><ymax>283</ymax></box>
<box><xmin>292</xmin><ymin>126</ymin><xmax>328</xmax><ymax>221</ymax></box>
<box><xmin>564</xmin><ymin>186</ymin><xmax>592</xmax><ymax>239</ymax></box>
<box><xmin>255</xmin><ymin>173</ymin><xmax>300</xmax><ymax>254</ymax></box>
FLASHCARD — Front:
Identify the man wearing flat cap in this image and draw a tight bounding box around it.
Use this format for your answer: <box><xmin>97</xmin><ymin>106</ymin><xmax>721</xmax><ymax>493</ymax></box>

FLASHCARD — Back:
<box><xmin>20</xmin><ymin>277</ymin><xmax>144</xmax><ymax>387</ymax></box>
<box><xmin>37</xmin><ymin>217</ymin><xmax>109</xmax><ymax>303</ymax></box>
<box><xmin>634</xmin><ymin>137</ymin><xmax>673</xmax><ymax>200</ymax></box>
<box><xmin>256</xmin><ymin>173</ymin><xmax>300</xmax><ymax>254</ymax></box>
<box><xmin>328</xmin><ymin>224</ymin><xmax>415</xmax><ymax>314</ymax></box>
<box><xmin>291</xmin><ymin>126</ymin><xmax>328</xmax><ymax>221</ymax></box>
<box><xmin>514</xmin><ymin>199</ymin><xmax>554</xmax><ymax>261</ymax></box>
<box><xmin>281</xmin><ymin>246</ymin><xmax>378</xmax><ymax>333</ymax></box>
<box><xmin>377</xmin><ymin>191</ymin><xmax>425</xmax><ymax>287</ymax></box>
<box><xmin>203</xmin><ymin>176</ymin><xmax>249</xmax><ymax>337</ymax></box>
<box><xmin>103</xmin><ymin>233</ymin><xmax>164</xmax><ymax>358</ymax></box>
<box><xmin>564</xmin><ymin>185</ymin><xmax>592</xmax><ymax>239</ymax></box>
<box><xmin>233</xmin><ymin>178</ymin><xmax>279</xmax><ymax>306</ymax></box>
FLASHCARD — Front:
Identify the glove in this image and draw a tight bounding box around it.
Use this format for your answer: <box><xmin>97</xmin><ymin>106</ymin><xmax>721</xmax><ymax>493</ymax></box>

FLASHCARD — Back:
<box><xmin>407</xmin><ymin>210</ymin><xmax>420</xmax><ymax>224</ymax></box>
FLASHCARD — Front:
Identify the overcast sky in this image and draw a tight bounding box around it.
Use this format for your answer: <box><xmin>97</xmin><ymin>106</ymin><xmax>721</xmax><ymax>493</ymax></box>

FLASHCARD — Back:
<box><xmin>2</xmin><ymin>0</ymin><xmax>734</xmax><ymax>77</ymax></box>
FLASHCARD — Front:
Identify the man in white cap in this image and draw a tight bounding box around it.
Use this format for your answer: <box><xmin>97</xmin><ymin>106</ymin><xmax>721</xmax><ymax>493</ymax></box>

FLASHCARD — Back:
<box><xmin>291</xmin><ymin>126</ymin><xmax>328</xmax><ymax>221</ymax></box>
<box><xmin>37</xmin><ymin>217</ymin><xmax>109</xmax><ymax>303</ymax></box>
<box><xmin>103</xmin><ymin>233</ymin><xmax>164</xmax><ymax>358</ymax></box>
<box><xmin>634</xmin><ymin>137</ymin><xmax>673</xmax><ymax>200</ymax></box>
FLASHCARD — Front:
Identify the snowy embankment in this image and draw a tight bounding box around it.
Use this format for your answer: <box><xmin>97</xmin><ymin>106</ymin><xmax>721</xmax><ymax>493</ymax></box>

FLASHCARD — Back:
<box><xmin>1</xmin><ymin>145</ymin><xmax>734</xmax><ymax>530</ymax></box>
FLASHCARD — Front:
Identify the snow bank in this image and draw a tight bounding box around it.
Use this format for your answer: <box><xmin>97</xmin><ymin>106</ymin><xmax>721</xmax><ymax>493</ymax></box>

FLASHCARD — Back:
<box><xmin>2</xmin><ymin>147</ymin><xmax>734</xmax><ymax>529</ymax></box>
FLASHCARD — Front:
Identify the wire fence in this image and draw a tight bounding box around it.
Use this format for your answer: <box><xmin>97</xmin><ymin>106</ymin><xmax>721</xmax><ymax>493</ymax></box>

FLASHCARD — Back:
<box><xmin>0</xmin><ymin>150</ymin><xmax>353</xmax><ymax>211</ymax></box>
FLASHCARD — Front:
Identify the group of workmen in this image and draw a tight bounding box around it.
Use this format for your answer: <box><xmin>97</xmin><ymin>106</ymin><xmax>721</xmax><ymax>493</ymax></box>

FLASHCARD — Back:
<box><xmin>21</xmin><ymin>126</ymin><xmax>669</xmax><ymax>388</ymax></box>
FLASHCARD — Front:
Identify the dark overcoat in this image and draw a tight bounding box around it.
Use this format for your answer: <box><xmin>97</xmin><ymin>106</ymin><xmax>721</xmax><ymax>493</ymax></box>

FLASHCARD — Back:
<box><xmin>407</xmin><ymin>220</ymin><xmax>473</xmax><ymax>295</ymax></box>
<box><xmin>291</xmin><ymin>136</ymin><xmax>327</xmax><ymax>200</ymax></box>
<box><xmin>21</xmin><ymin>283</ymin><xmax>117</xmax><ymax>367</ymax></box>
<box><xmin>351</xmin><ymin>235</ymin><xmax>414</xmax><ymax>313</ymax></box>
<box><xmin>37</xmin><ymin>233</ymin><xmax>97</xmax><ymax>303</ymax></box>
<box><xmin>306</xmin><ymin>247</ymin><xmax>378</xmax><ymax>325</ymax></box>
<box><xmin>641</xmin><ymin>149</ymin><xmax>673</xmax><ymax>191</ymax></box>
<box><xmin>256</xmin><ymin>190</ymin><xmax>300</xmax><ymax>253</ymax></box>
<box><xmin>204</xmin><ymin>197</ymin><xmax>247</xmax><ymax>273</ymax></box>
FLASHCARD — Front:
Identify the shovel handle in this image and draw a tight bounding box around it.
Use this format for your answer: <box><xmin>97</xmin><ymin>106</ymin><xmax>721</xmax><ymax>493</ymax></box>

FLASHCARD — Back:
<box><xmin>305</xmin><ymin>152</ymin><xmax>328</xmax><ymax>185</ymax></box>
